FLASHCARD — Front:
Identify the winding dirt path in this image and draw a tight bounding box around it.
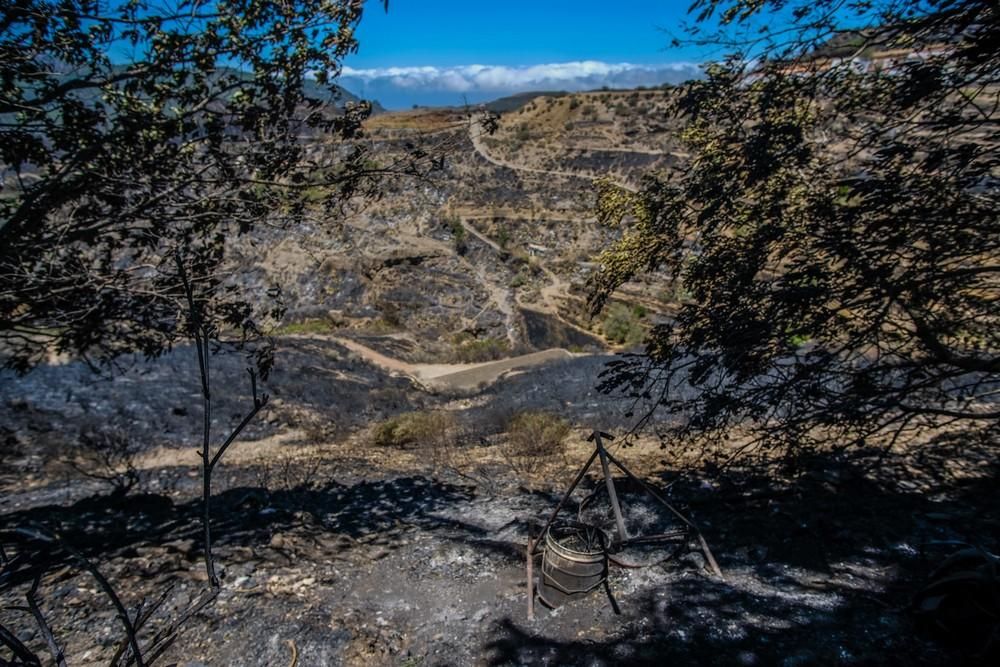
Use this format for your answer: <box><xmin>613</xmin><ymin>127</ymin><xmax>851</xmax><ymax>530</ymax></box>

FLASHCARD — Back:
<box><xmin>459</xmin><ymin>217</ymin><xmax>504</xmax><ymax>254</ymax></box>
<box><xmin>563</xmin><ymin>144</ymin><xmax>691</xmax><ymax>161</ymax></box>
<box><xmin>563</xmin><ymin>144</ymin><xmax>667</xmax><ymax>156</ymax></box>
<box><xmin>331</xmin><ymin>336</ymin><xmax>579</xmax><ymax>392</ymax></box>
<box><xmin>469</xmin><ymin>121</ymin><xmax>637</xmax><ymax>192</ymax></box>
<box><xmin>459</xmin><ymin>217</ymin><xmax>570</xmax><ymax>315</ymax></box>
<box><xmin>455</xmin><ymin>218</ymin><xmax>519</xmax><ymax>345</ymax></box>
<box><xmin>468</xmin><ymin>118</ymin><xmax>639</xmax><ymax>193</ymax></box>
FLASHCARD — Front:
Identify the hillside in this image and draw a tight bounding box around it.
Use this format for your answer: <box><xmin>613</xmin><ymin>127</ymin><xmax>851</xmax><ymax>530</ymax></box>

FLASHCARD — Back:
<box><xmin>2</xmin><ymin>83</ymin><xmax>990</xmax><ymax>667</ymax></box>
<box><xmin>213</xmin><ymin>88</ymin><xmax>687</xmax><ymax>369</ymax></box>
<box><xmin>483</xmin><ymin>91</ymin><xmax>567</xmax><ymax>113</ymax></box>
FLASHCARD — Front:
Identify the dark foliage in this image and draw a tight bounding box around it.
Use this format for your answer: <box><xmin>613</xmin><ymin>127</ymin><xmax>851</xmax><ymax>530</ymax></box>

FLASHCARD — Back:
<box><xmin>0</xmin><ymin>0</ymin><xmax>416</xmax><ymax>374</ymax></box>
<box><xmin>590</xmin><ymin>0</ymin><xmax>999</xmax><ymax>459</ymax></box>
<box><xmin>0</xmin><ymin>1</ymin><xmax>429</xmax><ymax>660</ymax></box>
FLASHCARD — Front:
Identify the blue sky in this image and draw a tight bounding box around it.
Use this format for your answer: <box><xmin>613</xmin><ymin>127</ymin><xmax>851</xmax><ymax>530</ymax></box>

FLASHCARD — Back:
<box><xmin>342</xmin><ymin>1</ymin><xmax>712</xmax><ymax>108</ymax></box>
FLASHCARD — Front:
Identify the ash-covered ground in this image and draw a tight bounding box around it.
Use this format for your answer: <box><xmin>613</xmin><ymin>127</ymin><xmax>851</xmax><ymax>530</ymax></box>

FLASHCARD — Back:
<box><xmin>3</xmin><ymin>337</ymin><xmax>996</xmax><ymax>665</ymax></box>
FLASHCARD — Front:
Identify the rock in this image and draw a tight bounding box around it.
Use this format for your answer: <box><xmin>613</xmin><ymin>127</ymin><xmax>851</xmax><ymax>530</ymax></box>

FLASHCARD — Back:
<box><xmin>293</xmin><ymin>510</ymin><xmax>317</xmax><ymax>525</ymax></box>
<box><xmin>98</xmin><ymin>628</ymin><xmax>118</xmax><ymax>647</ymax></box>
<box><xmin>682</xmin><ymin>551</ymin><xmax>706</xmax><ymax>571</ymax></box>
<box><xmin>136</xmin><ymin>545</ymin><xmax>164</xmax><ymax>558</ymax></box>
<box><xmin>164</xmin><ymin>538</ymin><xmax>196</xmax><ymax>558</ymax></box>
<box><xmin>51</xmin><ymin>584</ymin><xmax>75</xmax><ymax>600</ymax></box>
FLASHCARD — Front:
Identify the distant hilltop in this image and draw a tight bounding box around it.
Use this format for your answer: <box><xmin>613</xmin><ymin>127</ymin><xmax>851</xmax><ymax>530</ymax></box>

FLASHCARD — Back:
<box><xmin>303</xmin><ymin>77</ymin><xmax>386</xmax><ymax>114</ymax></box>
<box><xmin>31</xmin><ymin>60</ymin><xmax>387</xmax><ymax>115</ymax></box>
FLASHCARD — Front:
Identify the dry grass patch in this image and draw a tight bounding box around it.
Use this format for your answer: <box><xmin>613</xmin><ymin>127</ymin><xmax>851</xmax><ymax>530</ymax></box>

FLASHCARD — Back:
<box><xmin>499</xmin><ymin>410</ymin><xmax>571</xmax><ymax>477</ymax></box>
<box><xmin>372</xmin><ymin>410</ymin><xmax>456</xmax><ymax>450</ymax></box>
<box><xmin>364</xmin><ymin>109</ymin><xmax>462</xmax><ymax>132</ymax></box>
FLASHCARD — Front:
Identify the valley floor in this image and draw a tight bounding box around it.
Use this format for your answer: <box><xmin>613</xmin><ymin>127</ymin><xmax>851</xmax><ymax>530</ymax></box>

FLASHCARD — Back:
<box><xmin>2</xmin><ymin>337</ymin><xmax>996</xmax><ymax>665</ymax></box>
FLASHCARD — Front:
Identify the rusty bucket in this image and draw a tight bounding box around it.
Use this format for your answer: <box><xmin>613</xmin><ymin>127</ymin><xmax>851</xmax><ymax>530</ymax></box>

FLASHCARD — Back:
<box><xmin>537</xmin><ymin>522</ymin><xmax>608</xmax><ymax>608</ymax></box>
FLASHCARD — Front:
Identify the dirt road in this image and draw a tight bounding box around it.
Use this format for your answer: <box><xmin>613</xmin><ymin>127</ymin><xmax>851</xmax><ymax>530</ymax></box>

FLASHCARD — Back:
<box><xmin>468</xmin><ymin>118</ymin><xmax>639</xmax><ymax>193</ymax></box>
<box><xmin>333</xmin><ymin>336</ymin><xmax>579</xmax><ymax>392</ymax></box>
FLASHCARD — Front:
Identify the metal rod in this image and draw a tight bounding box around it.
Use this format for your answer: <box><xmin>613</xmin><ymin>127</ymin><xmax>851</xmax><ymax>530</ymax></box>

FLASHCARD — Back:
<box><xmin>594</xmin><ymin>434</ymin><xmax>629</xmax><ymax>543</ymax></box>
<box><xmin>602</xmin><ymin>577</ymin><xmax>622</xmax><ymax>615</ymax></box>
<box><xmin>526</xmin><ymin>538</ymin><xmax>534</xmax><ymax>621</ymax></box>
<box><xmin>619</xmin><ymin>530</ymin><xmax>688</xmax><ymax>546</ymax></box>
<box><xmin>696</xmin><ymin>532</ymin><xmax>724</xmax><ymax>580</ymax></box>
<box><xmin>530</xmin><ymin>448</ymin><xmax>599</xmax><ymax>555</ymax></box>
<box><xmin>604</xmin><ymin>448</ymin><xmax>724</xmax><ymax>579</ymax></box>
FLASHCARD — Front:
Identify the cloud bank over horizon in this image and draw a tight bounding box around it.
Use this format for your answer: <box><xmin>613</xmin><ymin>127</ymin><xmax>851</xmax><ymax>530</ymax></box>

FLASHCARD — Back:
<box><xmin>339</xmin><ymin>60</ymin><xmax>703</xmax><ymax>109</ymax></box>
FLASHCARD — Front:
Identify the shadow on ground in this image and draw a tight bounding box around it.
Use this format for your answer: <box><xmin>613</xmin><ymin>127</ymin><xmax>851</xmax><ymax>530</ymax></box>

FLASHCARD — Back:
<box><xmin>482</xmin><ymin>430</ymin><xmax>1000</xmax><ymax>666</ymax></box>
<box><xmin>1</xmin><ymin>475</ymin><xmax>477</xmax><ymax>586</ymax></box>
<box><xmin>2</xmin><ymin>428</ymin><xmax>997</xmax><ymax>665</ymax></box>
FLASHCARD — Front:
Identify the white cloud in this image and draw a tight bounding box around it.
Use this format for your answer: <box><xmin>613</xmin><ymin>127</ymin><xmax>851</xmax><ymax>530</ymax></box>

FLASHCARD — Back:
<box><xmin>339</xmin><ymin>60</ymin><xmax>703</xmax><ymax>107</ymax></box>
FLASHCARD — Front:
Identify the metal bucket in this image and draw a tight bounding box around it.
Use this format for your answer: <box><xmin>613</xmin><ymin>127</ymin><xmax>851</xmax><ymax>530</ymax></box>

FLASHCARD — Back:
<box><xmin>537</xmin><ymin>522</ymin><xmax>608</xmax><ymax>608</ymax></box>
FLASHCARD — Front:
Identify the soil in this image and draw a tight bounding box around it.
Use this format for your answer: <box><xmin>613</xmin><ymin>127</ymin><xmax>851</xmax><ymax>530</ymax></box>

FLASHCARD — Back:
<box><xmin>3</xmin><ymin>340</ymin><xmax>998</xmax><ymax>666</ymax></box>
<box><xmin>2</xmin><ymin>96</ymin><xmax>997</xmax><ymax>666</ymax></box>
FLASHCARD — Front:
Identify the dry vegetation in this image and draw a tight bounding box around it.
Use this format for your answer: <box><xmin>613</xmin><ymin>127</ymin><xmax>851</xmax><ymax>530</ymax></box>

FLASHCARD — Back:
<box><xmin>3</xmin><ymin>69</ymin><xmax>995</xmax><ymax>663</ymax></box>
<box><xmin>363</xmin><ymin>108</ymin><xmax>466</xmax><ymax>132</ymax></box>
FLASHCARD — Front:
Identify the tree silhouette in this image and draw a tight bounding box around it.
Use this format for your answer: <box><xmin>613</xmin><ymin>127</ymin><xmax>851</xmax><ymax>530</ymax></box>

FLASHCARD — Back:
<box><xmin>590</xmin><ymin>0</ymin><xmax>999</xmax><ymax>460</ymax></box>
<box><xmin>0</xmin><ymin>0</ymin><xmax>414</xmax><ymax>374</ymax></box>
<box><xmin>0</xmin><ymin>6</ymin><xmax>471</xmax><ymax>651</ymax></box>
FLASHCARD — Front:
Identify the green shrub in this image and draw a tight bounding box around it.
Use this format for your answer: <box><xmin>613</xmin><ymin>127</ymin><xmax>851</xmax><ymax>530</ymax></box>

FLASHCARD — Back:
<box><xmin>501</xmin><ymin>411</ymin><xmax>570</xmax><ymax>475</ymax></box>
<box><xmin>788</xmin><ymin>333</ymin><xmax>812</xmax><ymax>347</ymax></box>
<box><xmin>372</xmin><ymin>411</ymin><xmax>455</xmax><ymax>449</ymax></box>
<box><xmin>601</xmin><ymin>303</ymin><xmax>647</xmax><ymax>346</ymax></box>
<box><xmin>444</xmin><ymin>215</ymin><xmax>467</xmax><ymax>253</ymax></box>
<box><xmin>372</xmin><ymin>417</ymin><xmax>404</xmax><ymax>447</ymax></box>
<box><xmin>445</xmin><ymin>215</ymin><xmax>465</xmax><ymax>241</ymax></box>
<box><xmin>275</xmin><ymin>318</ymin><xmax>334</xmax><ymax>336</ymax></box>
<box><xmin>452</xmin><ymin>337</ymin><xmax>510</xmax><ymax>363</ymax></box>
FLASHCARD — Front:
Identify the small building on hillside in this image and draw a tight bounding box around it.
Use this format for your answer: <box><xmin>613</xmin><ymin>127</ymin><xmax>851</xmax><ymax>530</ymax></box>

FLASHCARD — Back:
<box><xmin>527</xmin><ymin>243</ymin><xmax>550</xmax><ymax>257</ymax></box>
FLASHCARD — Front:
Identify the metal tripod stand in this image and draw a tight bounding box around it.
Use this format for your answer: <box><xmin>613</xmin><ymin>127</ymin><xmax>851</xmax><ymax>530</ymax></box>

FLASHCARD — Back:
<box><xmin>526</xmin><ymin>430</ymin><xmax>723</xmax><ymax>620</ymax></box>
